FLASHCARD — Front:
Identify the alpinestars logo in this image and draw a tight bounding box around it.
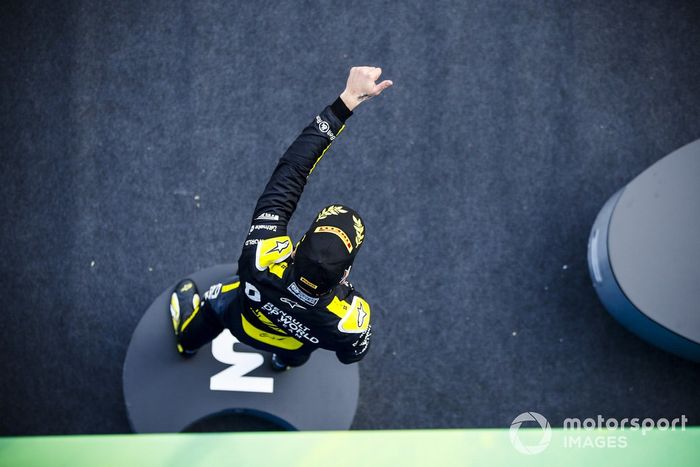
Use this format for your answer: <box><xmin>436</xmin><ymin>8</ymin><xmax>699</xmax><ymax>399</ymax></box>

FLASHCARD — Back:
<box><xmin>280</xmin><ymin>297</ymin><xmax>306</xmax><ymax>310</ymax></box>
<box><xmin>266</xmin><ymin>239</ymin><xmax>290</xmax><ymax>254</ymax></box>
<box><xmin>315</xmin><ymin>115</ymin><xmax>336</xmax><ymax>140</ymax></box>
<box><xmin>357</xmin><ymin>302</ymin><xmax>367</xmax><ymax>327</ymax></box>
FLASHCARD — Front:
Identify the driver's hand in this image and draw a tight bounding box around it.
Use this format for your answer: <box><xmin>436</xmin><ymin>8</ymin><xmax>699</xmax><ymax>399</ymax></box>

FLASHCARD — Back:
<box><xmin>340</xmin><ymin>66</ymin><xmax>393</xmax><ymax>111</ymax></box>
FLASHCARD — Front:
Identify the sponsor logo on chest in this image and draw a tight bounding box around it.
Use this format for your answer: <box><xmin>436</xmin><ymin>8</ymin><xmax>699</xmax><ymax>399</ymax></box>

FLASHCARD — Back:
<box><xmin>262</xmin><ymin>302</ymin><xmax>319</xmax><ymax>344</ymax></box>
<box><xmin>287</xmin><ymin>282</ymin><xmax>319</xmax><ymax>306</ymax></box>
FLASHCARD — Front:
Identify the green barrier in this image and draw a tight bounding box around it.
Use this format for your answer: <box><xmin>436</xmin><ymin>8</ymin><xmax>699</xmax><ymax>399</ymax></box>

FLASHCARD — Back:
<box><xmin>1</xmin><ymin>428</ymin><xmax>699</xmax><ymax>467</ymax></box>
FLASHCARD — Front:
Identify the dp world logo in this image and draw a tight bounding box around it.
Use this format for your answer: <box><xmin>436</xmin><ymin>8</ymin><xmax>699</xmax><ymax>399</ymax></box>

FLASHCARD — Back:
<box><xmin>509</xmin><ymin>412</ymin><xmax>552</xmax><ymax>455</ymax></box>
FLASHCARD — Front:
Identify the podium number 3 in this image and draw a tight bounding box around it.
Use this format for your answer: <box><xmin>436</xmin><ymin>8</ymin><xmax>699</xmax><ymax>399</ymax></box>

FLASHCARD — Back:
<box><xmin>210</xmin><ymin>329</ymin><xmax>274</xmax><ymax>393</ymax></box>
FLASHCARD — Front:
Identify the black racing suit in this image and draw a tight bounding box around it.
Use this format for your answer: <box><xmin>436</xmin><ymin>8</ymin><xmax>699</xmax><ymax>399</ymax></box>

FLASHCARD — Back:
<box><xmin>179</xmin><ymin>97</ymin><xmax>372</xmax><ymax>366</ymax></box>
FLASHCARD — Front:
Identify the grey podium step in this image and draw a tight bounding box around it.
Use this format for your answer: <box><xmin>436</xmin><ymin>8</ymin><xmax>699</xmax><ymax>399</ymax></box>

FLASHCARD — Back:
<box><xmin>588</xmin><ymin>139</ymin><xmax>700</xmax><ymax>362</ymax></box>
<box><xmin>123</xmin><ymin>264</ymin><xmax>360</xmax><ymax>432</ymax></box>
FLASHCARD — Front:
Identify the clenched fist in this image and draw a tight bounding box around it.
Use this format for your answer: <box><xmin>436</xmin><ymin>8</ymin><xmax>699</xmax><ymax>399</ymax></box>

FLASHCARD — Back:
<box><xmin>340</xmin><ymin>66</ymin><xmax>393</xmax><ymax>111</ymax></box>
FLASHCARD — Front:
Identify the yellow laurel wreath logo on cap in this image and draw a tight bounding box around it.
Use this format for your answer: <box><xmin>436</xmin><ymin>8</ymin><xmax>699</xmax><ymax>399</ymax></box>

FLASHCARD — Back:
<box><xmin>353</xmin><ymin>215</ymin><xmax>364</xmax><ymax>247</ymax></box>
<box><xmin>316</xmin><ymin>205</ymin><xmax>348</xmax><ymax>221</ymax></box>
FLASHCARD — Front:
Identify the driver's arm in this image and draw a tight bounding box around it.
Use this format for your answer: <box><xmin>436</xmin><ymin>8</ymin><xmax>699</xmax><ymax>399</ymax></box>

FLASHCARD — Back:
<box><xmin>241</xmin><ymin>67</ymin><xmax>393</xmax><ymax>253</ymax></box>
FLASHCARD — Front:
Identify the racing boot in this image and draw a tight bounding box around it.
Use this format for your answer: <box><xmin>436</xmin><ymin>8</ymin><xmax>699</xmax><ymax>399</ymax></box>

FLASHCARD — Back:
<box><xmin>170</xmin><ymin>279</ymin><xmax>201</xmax><ymax>358</ymax></box>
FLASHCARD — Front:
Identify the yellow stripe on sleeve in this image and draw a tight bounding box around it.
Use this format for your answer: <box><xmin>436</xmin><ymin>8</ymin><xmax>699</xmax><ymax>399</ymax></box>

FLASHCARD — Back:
<box><xmin>308</xmin><ymin>124</ymin><xmax>345</xmax><ymax>176</ymax></box>
<box><xmin>222</xmin><ymin>281</ymin><xmax>240</xmax><ymax>293</ymax></box>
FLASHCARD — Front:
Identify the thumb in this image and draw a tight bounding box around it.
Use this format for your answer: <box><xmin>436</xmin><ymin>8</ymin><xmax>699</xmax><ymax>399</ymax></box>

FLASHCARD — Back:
<box><xmin>372</xmin><ymin>80</ymin><xmax>393</xmax><ymax>96</ymax></box>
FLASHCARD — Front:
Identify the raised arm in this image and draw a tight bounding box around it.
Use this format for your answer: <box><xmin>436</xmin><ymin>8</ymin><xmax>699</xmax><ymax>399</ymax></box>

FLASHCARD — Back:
<box><xmin>250</xmin><ymin>66</ymin><xmax>393</xmax><ymax>227</ymax></box>
<box><xmin>249</xmin><ymin>96</ymin><xmax>351</xmax><ymax>227</ymax></box>
<box><xmin>238</xmin><ymin>67</ymin><xmax>392</xmax><ymax>272</ymax></box>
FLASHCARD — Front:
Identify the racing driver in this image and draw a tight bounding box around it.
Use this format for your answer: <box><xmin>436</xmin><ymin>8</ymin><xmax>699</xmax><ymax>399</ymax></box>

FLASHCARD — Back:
<box><xmin>168</xmin><ymin>66</ymin><xmax>393</xmax><ymax>370</ymax></box>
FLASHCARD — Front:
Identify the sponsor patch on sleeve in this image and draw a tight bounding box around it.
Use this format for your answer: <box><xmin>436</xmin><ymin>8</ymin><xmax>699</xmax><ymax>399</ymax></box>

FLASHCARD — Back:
<box><xmin>315</xmin><ymin>115</ymin><xmax>336</xmax><ymax>140</ymax></box>
<box><xmin>255</xmin><ymin>236</ymin><xmax>293</xmax><ymax>271</ymax></box>
<box><xmin>327</xmin><ymin>296</ymin><xmax>371</xmax><ymax>334</ymax></box>
<box><xmin>255</xmin><ymin>212</ymin><xmax>280</xmax><ymax>222</ymax></box>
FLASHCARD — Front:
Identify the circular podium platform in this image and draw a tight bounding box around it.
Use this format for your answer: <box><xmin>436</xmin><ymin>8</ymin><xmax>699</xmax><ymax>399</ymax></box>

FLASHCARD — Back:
<box><xmin>123</xmin><ymin>264</ymin><xmax>360</xmax><ymax>432</ymax></box>
<box><xmin>587</xmin><ymin>139</ymin><xmax>700</xmax><ymax>362</ymax></box>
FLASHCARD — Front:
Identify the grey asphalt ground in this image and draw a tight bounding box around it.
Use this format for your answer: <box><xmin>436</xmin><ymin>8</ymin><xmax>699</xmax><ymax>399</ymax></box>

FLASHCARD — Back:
<box><xmin>1</xmin><ymin>0</ymin><xmax>699</xmax><ymax>434</ymax></box>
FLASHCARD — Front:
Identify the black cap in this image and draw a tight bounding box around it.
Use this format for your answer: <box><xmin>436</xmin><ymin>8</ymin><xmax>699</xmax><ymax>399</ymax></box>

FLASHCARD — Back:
<box><xmin>293</xmin><ymin>205</ymin><xmax>365</xmax><ymax>294</ymax></box>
